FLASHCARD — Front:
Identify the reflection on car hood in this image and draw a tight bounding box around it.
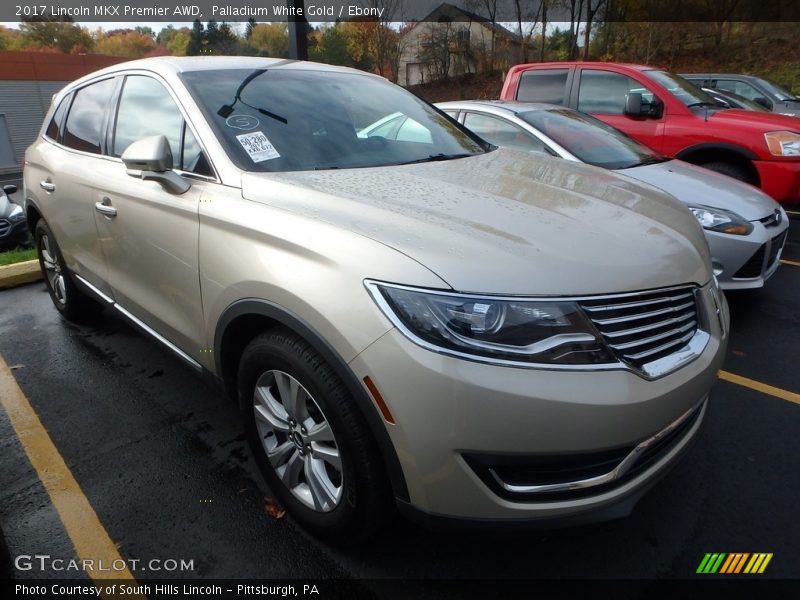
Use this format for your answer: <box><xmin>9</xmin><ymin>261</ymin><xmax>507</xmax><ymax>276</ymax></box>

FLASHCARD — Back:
<box><xmin>241</xmin><ymin>149</ymin><xmax>710</xmax><ymax>295</ymax></box>
<box><xmin>619</xmin><ymin>159</ymin><xmax>780</xmax><ymax>221</ymax></box>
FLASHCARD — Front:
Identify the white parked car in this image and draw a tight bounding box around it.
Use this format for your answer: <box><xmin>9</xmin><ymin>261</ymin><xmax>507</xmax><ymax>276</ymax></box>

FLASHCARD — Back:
<box><xmin>436</xmin><ymin>100</ymin><xmax>789</xmax><ymax>290</ymax></box>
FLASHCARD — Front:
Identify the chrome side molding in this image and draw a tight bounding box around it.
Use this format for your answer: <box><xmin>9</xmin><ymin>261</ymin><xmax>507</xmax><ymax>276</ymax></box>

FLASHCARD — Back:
<box><xmin>73</xmin><ymin>274</ymin><xmax>202</xmax><ymax>372</ymax></box>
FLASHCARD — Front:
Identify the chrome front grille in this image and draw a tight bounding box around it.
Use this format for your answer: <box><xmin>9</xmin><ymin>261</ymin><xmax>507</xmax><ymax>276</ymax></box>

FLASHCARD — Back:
<box><xmin>0</xmin><ymin>219</ymin><xmax>10</xmax><ymax>236</ymax></box>
<box><xmin>579</xmin><ymin>286</ymin><xmax>700</xmax><ymax>369</ymax></box>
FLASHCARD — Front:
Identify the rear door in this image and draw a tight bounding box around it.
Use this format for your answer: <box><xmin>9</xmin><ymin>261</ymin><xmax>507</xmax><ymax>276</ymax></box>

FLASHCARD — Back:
<box><xmin>24</xmin><ymin>78</ymin><xmax>118</xmax><ymax>296</ymax></box>
<box><xmin>92</xmin><ymin>73</ymin><xmax>214</xmax><ymax>357</ymax></box>
<box><xmin>573</xmin><ymin>67</ymin><xmax>666</xmax><ymax>152</ymax></box>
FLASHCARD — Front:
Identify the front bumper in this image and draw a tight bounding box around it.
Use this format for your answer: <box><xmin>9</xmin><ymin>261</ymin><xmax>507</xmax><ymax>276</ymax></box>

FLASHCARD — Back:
<box><xmin>0</xmin><ymin>217</ymin><xmax>30</xmax><ymax>249</ymax></box>
<box><xmin>350</xmin><ymin>284</ymin><xmax>727</xmax><ymax>522</ymax></box>
<box><xmin>708</xmin><ymin>217</ymin><xmax>789</xmax><ymax>290</ymax></box>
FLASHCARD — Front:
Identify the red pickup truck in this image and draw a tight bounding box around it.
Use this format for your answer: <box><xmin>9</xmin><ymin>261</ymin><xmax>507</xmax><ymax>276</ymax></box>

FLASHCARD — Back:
<box><xmin>500</xmin><ymin>62</ymin><xmax>800</xmax><ymax>205</ymax></box>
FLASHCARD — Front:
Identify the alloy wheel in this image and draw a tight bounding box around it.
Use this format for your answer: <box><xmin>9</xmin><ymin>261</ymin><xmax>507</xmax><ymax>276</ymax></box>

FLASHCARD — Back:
<box><xmin>253</xmin><ymin>369</ymin><xmax>343</xmax><ymax>512</ymax></box>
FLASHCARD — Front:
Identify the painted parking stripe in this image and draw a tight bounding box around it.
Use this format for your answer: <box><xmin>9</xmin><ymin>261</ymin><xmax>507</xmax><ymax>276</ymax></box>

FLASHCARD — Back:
<box><xmin>719</xmin><ymin>370</ymin><xmax>800</xmax><ymax>405</ymax></box>
<box><xmin>785</xmin><ymin>210</ymin><xmax>800</xmax><ymax>216</ymax></box>
<box><xmin>780</xmin><ymin>258</ymin><xmax>800</xmax><ymax>267</ymax></box>
<box><xmin>0</xmin><ymin>354</ymin><xmax>144</xmax><ymax>595</ymax></box>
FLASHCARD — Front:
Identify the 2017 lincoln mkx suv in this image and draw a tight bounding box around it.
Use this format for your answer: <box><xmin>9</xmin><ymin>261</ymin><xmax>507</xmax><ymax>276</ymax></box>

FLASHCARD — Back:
<box><xmin>23</xmin><ymin>57</ymin><xmax>728</xmax><ymax>542</ymax></box>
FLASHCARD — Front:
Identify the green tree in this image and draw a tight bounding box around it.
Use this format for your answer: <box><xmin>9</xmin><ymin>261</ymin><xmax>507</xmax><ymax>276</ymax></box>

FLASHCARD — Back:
<box><xmin>187</xmin><ymin>19</ymin><xmax>204</xmax><ymax>55</ymax></box>
<box><xmin>248</xmin><ymin>23</ymin><xmax>289</xmax><ymax>57</ymax></box>
<box><xmin>95</xmin><ymin>30</ymin><xmax>156</xmax><ymax>58</ymax></box>
<box><xmin>19</xmin><ymin>17</ymin><xmax>94</xmax><ymax>53</ymax></box>
<box><xmin>166</xmin><ymin>30</ymin><xmax>191</xmax><ymax>56</ymax></box>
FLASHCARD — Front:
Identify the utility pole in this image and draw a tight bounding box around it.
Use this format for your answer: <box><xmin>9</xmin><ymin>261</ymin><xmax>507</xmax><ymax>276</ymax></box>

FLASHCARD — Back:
<box><xmin>287</xmin><ymin>0</ymin><xmax>308</xmax><ymax>60</ymax></box>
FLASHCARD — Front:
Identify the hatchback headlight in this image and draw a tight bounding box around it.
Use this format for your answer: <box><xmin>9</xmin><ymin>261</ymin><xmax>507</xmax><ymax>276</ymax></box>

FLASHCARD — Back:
<box><xmin>9</xmin><ymin>204</ymin><xmax>25</xmax><ymax>221</ymax></box>
<box><xmin>687</xmin><ymin>204</ymin><xmax>753</xmax><ymax>235</ymax></box>
<box><xmin>367</xmin><ymin>282</ymin><xmax>613</xmax><ymax>365</ymax></box>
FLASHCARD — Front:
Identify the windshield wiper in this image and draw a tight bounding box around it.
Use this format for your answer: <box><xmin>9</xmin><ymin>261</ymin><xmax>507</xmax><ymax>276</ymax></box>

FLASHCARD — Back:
<box><xmin>398</xmin><ymin>153</ymin><xmax>475</xmax><ymax>166</ymax></box>
<box><xmin>217</xmin><ymin>69</ymin><xmax>288</xmax><ymax>125</ymax></box>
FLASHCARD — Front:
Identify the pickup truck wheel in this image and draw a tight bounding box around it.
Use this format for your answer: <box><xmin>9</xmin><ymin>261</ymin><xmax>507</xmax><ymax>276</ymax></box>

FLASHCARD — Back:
<box><xmin>239</xmin><ymin>329</ymin><xmax>393</xmax><ymax>543</ymax></box>
<box><xmin>34</xmin><ymin>220</ymin><xmax>99</xmax><ymax>321</ymax></box>
<box><xmin>699</xmin><ymin>161</ymin><xmax>751</xmax><ymax>184</ymax></box>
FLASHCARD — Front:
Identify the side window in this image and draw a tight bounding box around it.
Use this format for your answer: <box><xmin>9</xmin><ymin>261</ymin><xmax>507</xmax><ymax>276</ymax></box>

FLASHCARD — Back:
<box><xmin>113</xmin><ymin>76</ymin><xmax>183</xmax><ymax>165</ymax></box>
<box><xmin>45</xmin><ymin>94</ymin><xmax>71</xmax><ymax>143</ymax></box>
<box><xmin>463</xmin><ymin>112</ymin><xmax>548</xmax><ymax>154</ymax></box>
<box><xmin>516</xmin><ymin>69</ymin><xmax>569</xmax><ymax>104</ymax></box>
<box><xmin>181</xmin><ymin>125</ymin><xmax>214</xmax><ymax>177</ymax></box>
<box><xmin>113</xmin><ymin>75</ymin><xmax>211</xmax><ymax>175</ymax></box>
<box><xmin>577</xmin><ymin>70</ymin><xmax>654</xmax><ymax>115</ymax></box>
<box><xmin>63</xmin><ymin>79</ymin><xmax>116</xmax><ymax>154</ymax></box>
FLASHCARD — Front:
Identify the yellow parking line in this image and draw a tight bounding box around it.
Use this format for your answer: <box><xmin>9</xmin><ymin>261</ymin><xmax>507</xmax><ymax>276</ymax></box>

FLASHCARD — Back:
<box><xmin>719</xmin><ymin>370</ymin><xmax>800</xmax><ymax>405</ymax></box>
<box><xmin>785</xmin><ymin>210</ymin><xmax>800</xmax><ymax>216</ymax></box>
<box><xmin>780</xmin><ymin>258</ymin><xmax>800</xmax><ymax>267</ymax></box>
<box><xmin>0</xmin><ymin>354</ymin><xmax>143</xmax><ymax>595</ymax></box>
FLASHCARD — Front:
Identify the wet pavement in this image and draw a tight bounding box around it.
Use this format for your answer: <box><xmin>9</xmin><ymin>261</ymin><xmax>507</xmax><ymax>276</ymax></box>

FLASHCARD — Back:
<box><xmin>0</xmin><ymin>215</ymin><xmax>799</xmax><ymax>594</ymax></box>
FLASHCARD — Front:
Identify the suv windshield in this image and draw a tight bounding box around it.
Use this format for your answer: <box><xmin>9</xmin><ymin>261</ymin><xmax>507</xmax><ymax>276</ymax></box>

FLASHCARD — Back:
<box><xmin>181</xmin><ymin>68</ymin><xmax>487</xmax><ymax>172</ymax></box>
<box><xmin>519</xmin><ymin>108</ymin><xmax>663</xmax><ymax>170</ymax></box>
<box><xmin>645</xmin><ymin>70</ymin><xmax>723</xmax><ymax>109</ymax></box>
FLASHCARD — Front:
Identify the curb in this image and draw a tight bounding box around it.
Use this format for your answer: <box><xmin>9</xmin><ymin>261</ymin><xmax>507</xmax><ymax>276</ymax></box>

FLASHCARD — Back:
<box><xmin>0</xmin><ymin>260</ymin><xmax>42</xmax><ymax>290</ymax></box>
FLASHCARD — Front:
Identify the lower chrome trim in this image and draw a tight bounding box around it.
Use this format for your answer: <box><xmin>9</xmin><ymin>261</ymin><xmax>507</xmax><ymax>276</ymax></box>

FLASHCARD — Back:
<box><xmin>489</xmin><ymin>398</ymin><xmax>706</xmax><ymax>495</ymax></box>
<box><xmin>74</xmin><ymin>274</ymin><xmax>202</xmax><ymax>372</ymax></box>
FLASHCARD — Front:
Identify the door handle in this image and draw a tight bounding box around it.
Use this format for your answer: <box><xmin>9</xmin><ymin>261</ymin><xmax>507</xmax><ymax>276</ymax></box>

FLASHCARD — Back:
<box><xmin>40</xmin><ymin>180</ymin><xmax>55</xmax><ymax>192</ymax></box>
<box><xmin>95</xmin><ymin>197</ymin><xmax>117</xmax><ymax>218</ymax></box>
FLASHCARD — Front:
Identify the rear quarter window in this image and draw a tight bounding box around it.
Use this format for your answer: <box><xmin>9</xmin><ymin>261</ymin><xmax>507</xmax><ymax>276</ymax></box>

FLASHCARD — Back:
<box><xmin>63</xmin><ymin>78</ymin><xmax>117</xmax><ymax>154</ymax></box>
<box><xmin>516</xmin><ymin>69</ymin><xmax>569</xmax><ymax>105</ymax></box>
<box><xmin>44</xmin><ymin>94</ymin><xmax>71</xmax><ymax>143</ymax></box>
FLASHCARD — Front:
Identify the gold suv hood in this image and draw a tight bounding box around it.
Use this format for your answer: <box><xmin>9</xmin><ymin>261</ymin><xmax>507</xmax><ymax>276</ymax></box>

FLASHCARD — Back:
<box><xmin>242</xmin><ymin>149</ymin><xmax>710</xmax><ymax>295</ymax></box>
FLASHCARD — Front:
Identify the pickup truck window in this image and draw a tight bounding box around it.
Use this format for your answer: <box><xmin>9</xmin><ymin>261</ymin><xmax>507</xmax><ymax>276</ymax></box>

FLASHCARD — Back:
<box><xmin>644</xmin><ymin>71</ymin><xmax>720</xmax><ymax>109</ymax></box>
<box><xmin>516</xmin><ymin>69</ymin><xmax>568</xmax><ymax>104</ymax></box>
<box><xmin>577</xmin><ymin>70</ymin><xmax>653</xmax><ymax>115</ymax></box>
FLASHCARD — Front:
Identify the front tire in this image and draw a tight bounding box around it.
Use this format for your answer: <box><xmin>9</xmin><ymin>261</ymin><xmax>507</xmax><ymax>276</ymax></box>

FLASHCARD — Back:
<box><xmin>238</xmin><ymin>329</ymin><xmax>393</xmax><ymax>543</ymax></box>
<box><xmin>699</xmin><ymin>161</ymin><xmax>752</xmax><ymax>184</ymax></box>
<box><xmin>34</xmin><ymin>220</ymin><xmax>99</xmax><ymax>321</ymax></box>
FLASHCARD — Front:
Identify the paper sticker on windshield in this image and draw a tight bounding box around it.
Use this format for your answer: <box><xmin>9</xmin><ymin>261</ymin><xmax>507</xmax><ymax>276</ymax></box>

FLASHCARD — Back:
<box><xmin>236</xmin><ymin>131</ymin><xmax>280</xmax><ymax>163</ymax></box>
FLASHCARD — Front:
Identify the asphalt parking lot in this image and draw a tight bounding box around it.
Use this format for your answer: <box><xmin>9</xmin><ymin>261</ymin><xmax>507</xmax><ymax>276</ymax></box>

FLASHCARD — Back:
<box><xmin>1</xmin><ymin>214</ymin><xmax>799</xmax><ymax>598</ymax></box>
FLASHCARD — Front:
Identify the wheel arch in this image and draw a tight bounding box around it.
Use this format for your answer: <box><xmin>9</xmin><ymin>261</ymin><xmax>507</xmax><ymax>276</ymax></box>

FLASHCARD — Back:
<box><xmin>674</xmin><ymin>143</ymin><xmax>761</xmax><ymax>186</ymax></box>
<box><xmin>214</xmin><ymin>298</ymin><xmax>409</xmax><ymax>502</ymax></box>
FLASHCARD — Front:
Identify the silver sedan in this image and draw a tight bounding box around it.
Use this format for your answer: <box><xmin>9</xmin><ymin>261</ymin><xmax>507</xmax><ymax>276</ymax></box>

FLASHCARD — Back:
<box><xmin>435</xmin><ymin>100</ymin><xmax>789</xmax><ymax>290</ymax></box>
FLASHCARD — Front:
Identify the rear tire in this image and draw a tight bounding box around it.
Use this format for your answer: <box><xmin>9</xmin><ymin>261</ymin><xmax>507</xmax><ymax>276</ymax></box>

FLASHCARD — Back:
<box><xmin>239</xmin><ymin>328</ymin><xmax>393</xmax><ymax>543</ymax></box>
<box><xmin>34</xmin><ymin>220</ymin><xmax>100</xmax><ymax>321</ymax></box>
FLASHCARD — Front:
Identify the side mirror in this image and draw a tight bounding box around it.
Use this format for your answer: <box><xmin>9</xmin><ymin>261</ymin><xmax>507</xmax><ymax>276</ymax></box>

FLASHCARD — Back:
<box><xmin>753</xmin><ymin>96</ymin><xmax>772</xmax><ymax>110</ymax></box>
<box><xmin>3</xmin><ymin>184</ymin><xmax>17</xmax><ymax>196</ymax></box>
<box><xmin>624</xmin><ymin>92</ymin><xmax>643</xmax><ymax>116</ymax></box>
<box><xmin>121</xmin><ymin>135</ymin><xmax>190</xmax><ymax>195</ymax></box>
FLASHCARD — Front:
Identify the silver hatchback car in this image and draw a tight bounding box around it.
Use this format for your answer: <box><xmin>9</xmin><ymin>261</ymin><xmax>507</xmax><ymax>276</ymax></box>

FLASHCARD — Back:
<box><xmin>436</xmin><ymin>100</ymin><xmax>790</xmax><ymax>290</ymax></box>
<box><xmin>24</xmin><ymin>57</ymin><xmax>727</xmax><ymax>541</ymax></box>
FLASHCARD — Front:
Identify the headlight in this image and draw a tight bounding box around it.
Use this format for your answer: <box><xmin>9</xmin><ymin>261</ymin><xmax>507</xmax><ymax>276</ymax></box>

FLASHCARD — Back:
<box><xmin>764</xmin><ymin>131</ymin><xmax>800</xmax><ymax>156</ymax></box>
<box><xmin>8</xmin><ymin>204</ymin><xmax>24</xmax><ymax>221</ymax></box>
<box><xmin>367</xmin><ymin>282</ymin><xmax>614</xmax><ymax>366</ymax></box>
<box><xmin>687</xmin><ymin>204</ymin><xmax>753</xmax><ymax>235</ymax></box>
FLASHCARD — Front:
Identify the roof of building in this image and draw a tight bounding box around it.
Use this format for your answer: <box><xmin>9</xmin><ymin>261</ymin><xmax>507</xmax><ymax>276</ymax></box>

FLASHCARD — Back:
<box><xmin>0</xmin><ymin>51</ymin><xmax>128</xmax><ymax>81</ymax></box>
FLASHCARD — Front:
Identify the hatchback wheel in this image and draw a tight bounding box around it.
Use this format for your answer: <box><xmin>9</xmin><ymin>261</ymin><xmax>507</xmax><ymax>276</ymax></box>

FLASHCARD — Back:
<box><xmin>238</xmin><ymin>329</ymin><xmax>393</xmax><ymax>542</ymax></box>
<box><xmin>34</xmin><ymin>220</ymin><xmax>99</xmax><ymax>321</ymax></box>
